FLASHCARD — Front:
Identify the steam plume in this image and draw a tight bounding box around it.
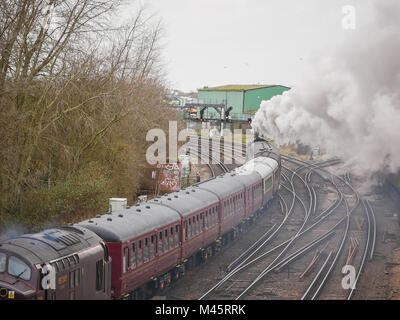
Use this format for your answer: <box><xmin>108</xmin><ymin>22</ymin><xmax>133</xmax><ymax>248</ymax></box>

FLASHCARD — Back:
<box><xmin>253</xmin><ymin>0</ymin><xmax>400</xmax><ymax>177</ymax></box>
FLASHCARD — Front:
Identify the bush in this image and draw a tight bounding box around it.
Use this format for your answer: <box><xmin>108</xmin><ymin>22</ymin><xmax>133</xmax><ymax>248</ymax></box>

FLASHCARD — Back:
<box><xmin>1</xmin><ymin>163</ymin><xmax>113</xmax><ymax>232</ymax></box>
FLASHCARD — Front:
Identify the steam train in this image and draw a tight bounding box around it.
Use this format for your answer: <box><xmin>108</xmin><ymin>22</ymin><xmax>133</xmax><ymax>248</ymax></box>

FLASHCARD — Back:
<box><xmin>0</xmin><ymin>138</ymin><xmax>281</xmax><ymax>300</ymax></box>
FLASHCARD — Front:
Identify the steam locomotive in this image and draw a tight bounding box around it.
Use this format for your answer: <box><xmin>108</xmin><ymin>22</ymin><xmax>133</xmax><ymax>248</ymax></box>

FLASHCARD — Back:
<box><xmin>0</xmin><ymin>137</ymin><xmax>281</xmax><ymax>300</ymax></box>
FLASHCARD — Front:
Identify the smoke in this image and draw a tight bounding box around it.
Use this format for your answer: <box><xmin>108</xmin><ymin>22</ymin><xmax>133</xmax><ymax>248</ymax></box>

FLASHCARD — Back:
<box><xmin>253</xmin><ymin>0</ymin><xmax>400</xmax><ymax>178</ymax></box>
<box><xmin>0</xmin><ymin>224</ymin><xmax>28</xmax><ymax>241</ymax></box>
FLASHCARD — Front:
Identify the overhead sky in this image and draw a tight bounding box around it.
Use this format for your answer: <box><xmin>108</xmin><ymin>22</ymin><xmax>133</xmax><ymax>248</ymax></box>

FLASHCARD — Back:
<box><xmin>122</xmin><ymin>0</ymin><xmax>375</xmax><ymax>92</ymax></box>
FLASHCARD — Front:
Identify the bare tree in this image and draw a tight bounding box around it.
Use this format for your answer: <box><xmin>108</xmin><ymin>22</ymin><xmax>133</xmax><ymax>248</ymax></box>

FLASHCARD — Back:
<box><xmin>0</xmin><ymin>1</ymin><xmax>179</xmax><ymax>232</ymax></box>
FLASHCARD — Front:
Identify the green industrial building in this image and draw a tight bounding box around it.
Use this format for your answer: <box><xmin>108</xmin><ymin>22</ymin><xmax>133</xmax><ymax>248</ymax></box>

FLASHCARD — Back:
<box><xmin>197</xmin><ymin>84</ymin><xmax>290</xmax><ymax>121</ymax></box>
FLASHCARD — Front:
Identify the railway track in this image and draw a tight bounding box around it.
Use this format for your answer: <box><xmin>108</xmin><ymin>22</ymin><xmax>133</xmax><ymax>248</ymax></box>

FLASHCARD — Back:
<box><xmin>188</xmin><ymin>140</ymin><xmax>230</xmax><ymax>182</ymax></box>
<box><xmin>283</xmin><ymin>156</ymin><xmax>376</xmax><ymax>300</ymax></box>
<box><xmin>199</xmin><ymin>158</ymin><xmax>338</xmax><ymax>299</ymax></box>
<box><xmin>182</xmin><ymin>137</ymin><xmax>376</xmax><ymax>300</ymax></box>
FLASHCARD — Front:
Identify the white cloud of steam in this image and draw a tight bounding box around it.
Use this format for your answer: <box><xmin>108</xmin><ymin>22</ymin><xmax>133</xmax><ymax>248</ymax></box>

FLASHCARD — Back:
<box><xmin>253</xmin><ymin>0</ymin><xmax>400</xmax><ymax>177</ymax></box>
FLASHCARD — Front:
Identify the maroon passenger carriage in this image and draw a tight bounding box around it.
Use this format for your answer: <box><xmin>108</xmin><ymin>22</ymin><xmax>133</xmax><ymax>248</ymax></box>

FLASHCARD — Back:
<box><xmin>0</xmin><ymin>137</ymin><xmax>281</xmax><ymax>300</ymax></box>
<box><xmin>77</xmin><ymin>204</ymin><xmax>182</xmax><ymax>299</ymax></box>
<box><xmin>76</xmin><ymin>138</ymin><xmax>281</xmax><ymax>299</ymax></box>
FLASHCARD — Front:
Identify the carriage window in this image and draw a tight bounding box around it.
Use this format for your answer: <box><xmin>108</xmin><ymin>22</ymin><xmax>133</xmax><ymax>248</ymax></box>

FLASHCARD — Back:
<box><xmin>130</xmin><ymin>243</ymin><xmax>136</xmax><ymax>268</ymax></box>
<box><xmin>8</xmin><ymin>256</ymin><xmax>31</xmax><ymax>280</ymax></box>
<box><xmin>175</xmin><ymin>225</ymin><xmax>180</xmax><ymax>247</ymax></box>
<box><xmin>158</xmin><ymin>232</ymin><xmax>164</xmax><ymax>254</ymax></box>
<box><xmin>138</xmin><ymin>240</ymin><xmax>143</xmax><ymax>265</ymax></box>
<box><xmin>196</xmin><ymin>216</ymin><xmax>200</xmax><ymax>234</ymax></box>
<box><xmin>164</xmin><ymin>230</ymin><xmax>169</xmax><ymax>251</ymax></box>
<box><xmin>150</xmin><ymin>236</ymin><xmax>155</xmax><ymax>260</ymax></box>
<box><xmin>137</xmin><ymin>248</ymin><xmax>143</xmax><ymax>266</ymax></box>
<box><xmin>184</xmin><ymin>221</ymin><xmax>188</xmax><ymax>240</ymax></box>
<box><xmin>0</xmin><ymin>253</ymin><xmax>6</xmax><ymax>272</ymax></box>
<box><xmin>123</xmin><ymin>247</ymin><xmax>128</xmax><ymax>272</ymax></box>
<box><xmin>169</xmin><ymin>228</ymin><xmax>174</xmax><ymax>248</ymax></box>
<box><xmin>143</xmin><ymin>239</ymin><xmax>149</xmax><ymax>263</ymax></box>
<box><xmin>191</xmin><ymin>217</ymin><xmax>194</xmax><ymax>233</ymax></box>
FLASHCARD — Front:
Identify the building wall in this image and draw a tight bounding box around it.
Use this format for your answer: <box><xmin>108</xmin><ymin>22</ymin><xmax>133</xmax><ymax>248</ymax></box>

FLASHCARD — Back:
<box><xmin>196</xmin><ymin>85</ymin><xmax>291</xmax><ymax>119</ymax></box>
<box><xmin>244</xmin><ymin>86</ymin><xmax>290</xmax><ymax>113</ymax></box>
<box><xmin>197</xmin><ymin>90</ymin><xmax>244</xmax><ymax>119</ymax></box>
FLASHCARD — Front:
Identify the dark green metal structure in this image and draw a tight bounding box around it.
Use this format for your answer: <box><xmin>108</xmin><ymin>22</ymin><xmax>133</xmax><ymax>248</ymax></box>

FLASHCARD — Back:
<box><xmin>197</xmin><ymin>84</ymin><xmax>290</xmax><ymax>120</ymax></box>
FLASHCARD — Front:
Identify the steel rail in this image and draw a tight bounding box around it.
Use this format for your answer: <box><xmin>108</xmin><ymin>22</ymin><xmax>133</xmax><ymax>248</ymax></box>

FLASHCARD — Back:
<box><xmin>366</xmin><ymin>200</ymin><xmax>376</xmax><ymax>260</ymax></box>
<box><xmin>198</xmin><ymin>172</ymin><xmax>297</xmax><ymax>300</ymax></box>
<box><xmin>200</xmin><ymin>158</ymin><xmax>342</xmax><ymax>300</ymax></box>
<box><xmin>234</xmin><ymin>163</ymin><xmax>320</xmax><ymax>299</ymax></box>
<box><xmin>226</xmin><ymin>223</ymin><xmax>277</xmax><ymax>272</ymax></box>
<box><xmin>282</xmin><ymin>155</ymin><xmax>362</xmax><ymax>300</ymax></box>
<box><xmin>346</xmin><ymin>199</ymin><xmax>371</xmax><ymax>300</ymax></box>
<box><xmin>196</xmin><ymin>144</ymin><xmax>346</xmax><ymax>300</ymax></box>
<box><xmin>301</xmin><ymin>251</ymin><xmax>333</xmax><ymax>300</ymax></box>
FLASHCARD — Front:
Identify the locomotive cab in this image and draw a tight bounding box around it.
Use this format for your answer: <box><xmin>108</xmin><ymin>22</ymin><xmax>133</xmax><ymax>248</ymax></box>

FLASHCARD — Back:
<box><xmin>0</xmin><ymin>226</ymin><xmax>112</xmax><ymax>300</ymax></box>
<box><xmin>0</xmin><ymin>250</ymin><xmax>37</xmax><ymax>299</ymax></box>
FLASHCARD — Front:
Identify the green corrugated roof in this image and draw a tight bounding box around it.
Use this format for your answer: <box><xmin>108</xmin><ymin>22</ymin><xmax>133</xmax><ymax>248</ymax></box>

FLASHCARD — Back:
<box><xmin>198</xmin><ymin>84</ymin><xmax>276</xmax><ymax>92</ymax></box>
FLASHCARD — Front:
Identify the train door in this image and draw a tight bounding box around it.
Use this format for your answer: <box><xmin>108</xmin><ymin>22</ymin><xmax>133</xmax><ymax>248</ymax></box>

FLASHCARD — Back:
<box><xmin>95</xmin><ymin>259</ymin><xmax>105</xmax><ymax>294</ymax></box>
<box><xmin>68</xmin><ymin>268</ymin><xmax>81</xmax><ymax>300</ymax></box>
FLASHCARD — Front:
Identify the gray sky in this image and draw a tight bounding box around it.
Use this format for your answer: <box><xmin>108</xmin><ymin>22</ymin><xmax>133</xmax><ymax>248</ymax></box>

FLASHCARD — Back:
<box><xmin>124</xmin><ymin>0</ymin><xmax>375</xmax><ymax>92</ymax></box>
